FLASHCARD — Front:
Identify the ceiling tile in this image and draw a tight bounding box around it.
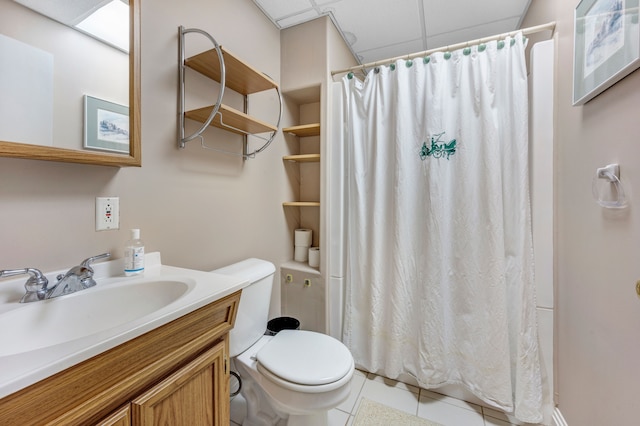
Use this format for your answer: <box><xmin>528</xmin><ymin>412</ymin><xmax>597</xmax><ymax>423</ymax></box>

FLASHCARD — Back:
<box><xmin>330</xmin><ymin>0</ymin><xmax>423</xmax><ymax>52</ymax></box>
<box><xmin>276</xmin><ymin>9</ymin><xmax>320</xmax><ymax>28</ymax></box>
<box><xmin>357</xmin><ymin>38</ymin><xmax>425</xmax><ymax>65</ymax></box>
<box><xmin>254</xmin><ymin>0</ymin><xmax>313</xmax><ymax>21</ymax></box>
<box><xmin>252</xmin><ymin>0</ymin><xmax>534</xmax><ymax>65</ymax></box>
<box><xmin>422</xmin><ymin>0</ymin><xmax>529</xmax><ymax>36</ymax></box>
<box><xmin>425</xmin><ymin>16</ymin><xmax>522</xmax><ymax>50</ymax></box>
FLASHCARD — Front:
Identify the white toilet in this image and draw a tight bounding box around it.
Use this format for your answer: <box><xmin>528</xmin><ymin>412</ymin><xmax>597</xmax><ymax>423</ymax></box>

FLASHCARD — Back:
<box><xmin>214</xmin><ymin>258</ymin><xmax>354</xmax><ymax>426</ymax></box>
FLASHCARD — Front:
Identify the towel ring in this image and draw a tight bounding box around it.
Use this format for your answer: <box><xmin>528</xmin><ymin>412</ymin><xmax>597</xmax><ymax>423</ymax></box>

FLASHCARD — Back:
<box><xmin>592</xmin><ymin>163</ymin><xmax>627</xmax><ymax>209</ymax></box>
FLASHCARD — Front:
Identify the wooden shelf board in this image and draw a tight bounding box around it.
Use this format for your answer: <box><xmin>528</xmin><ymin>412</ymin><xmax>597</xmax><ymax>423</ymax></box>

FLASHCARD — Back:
<box><xmin>185</xmin><ymin>104</ymin><xmax>277</xmax><ymax>135</ymax></box>
<box><xmin>282</xmin><ymin>123</ymin><xmax>320</xmax><ymax>137</ymax></box>
<box><xmin>185</xmin><ymin>46</ymin><xmax>278</xmax><ymax>95</ymax></box>
<box><xmin>283</xmin><ymin>154</ymin><xmax>320</xmax><ymax>163</ymax></box>
<box><xmin>282</xmin><ymin>202</ymin><xmax>320</xmax><ymax>207</ymax></box>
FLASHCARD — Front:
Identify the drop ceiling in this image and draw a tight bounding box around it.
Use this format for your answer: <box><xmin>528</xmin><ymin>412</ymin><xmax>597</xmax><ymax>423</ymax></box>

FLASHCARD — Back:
<box><xmin>252</xmin><ymin>0</ymin><xmax>532</xmax><ymax>65</ymax></box>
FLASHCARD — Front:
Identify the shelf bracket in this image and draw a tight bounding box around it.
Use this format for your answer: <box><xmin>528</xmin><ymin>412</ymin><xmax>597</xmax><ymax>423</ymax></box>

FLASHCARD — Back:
<box><xmin>178</xmin><ymin>26</ymin><xmax>226</xmax><ymax>149</ymax></box>
<box><xmin>178</xmin><ymin>26</ymin><xmax>282</xmax><ymax>159</ymax></box>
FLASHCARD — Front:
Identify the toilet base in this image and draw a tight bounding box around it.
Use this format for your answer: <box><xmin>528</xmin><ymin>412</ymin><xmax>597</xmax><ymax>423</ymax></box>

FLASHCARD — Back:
<box><xmin>237</xmin><ymin>362</ymin><xmax>336</xmax><ymax>426</ymax></box>
<box><xmin>286</xmin><ymin>412</ymin><xmax>329</xmax><ymax>426</ymax></box>
<box><xmin>240</xmin><ymin>374</ymin><xmax>285</xmax><ymax>426</ymax></box>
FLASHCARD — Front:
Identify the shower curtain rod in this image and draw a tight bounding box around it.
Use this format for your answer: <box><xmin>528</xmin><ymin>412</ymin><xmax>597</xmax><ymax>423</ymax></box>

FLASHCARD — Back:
<box><xmin>331</xmin><ymin>21</ymin><xmax>556</xmax><ymax>76</ymax></box>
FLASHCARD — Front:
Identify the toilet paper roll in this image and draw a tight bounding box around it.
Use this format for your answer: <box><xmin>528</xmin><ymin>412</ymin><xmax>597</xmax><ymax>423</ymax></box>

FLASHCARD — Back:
<box><xmin>294</xmin><ymin>229</ymin><xmax>313</xmax><ymax>247</ymax></box>
<box><xmin>308</xmin><ymin>247</ymin><xmax>320</xmax><ymax>268</ymax></box>
<box><xmin>294</xmin><ymin>245</ymin><xmax>309</xmax><ymax>262</ymax></box>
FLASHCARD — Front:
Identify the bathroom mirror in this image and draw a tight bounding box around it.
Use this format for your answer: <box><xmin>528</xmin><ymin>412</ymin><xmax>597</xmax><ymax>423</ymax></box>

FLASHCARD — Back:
<box><xmin>0</xmin><ymin>0</ymin><xmax>140</xmax><ymax>167</ymax></box>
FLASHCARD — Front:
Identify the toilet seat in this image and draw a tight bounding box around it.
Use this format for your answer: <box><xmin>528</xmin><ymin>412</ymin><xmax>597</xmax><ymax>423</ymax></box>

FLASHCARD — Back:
<box><xmin>255</xmin><ymin>330</ymin><xmax>353</xmax><ymax>391</ymax></box>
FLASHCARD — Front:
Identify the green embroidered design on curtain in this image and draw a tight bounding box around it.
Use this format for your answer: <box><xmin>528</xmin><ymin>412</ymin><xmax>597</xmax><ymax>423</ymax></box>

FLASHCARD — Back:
<box><xmin>420</xmin><ymin>132</ymin><xmax>457</xmax><ymax>160</ymax></box>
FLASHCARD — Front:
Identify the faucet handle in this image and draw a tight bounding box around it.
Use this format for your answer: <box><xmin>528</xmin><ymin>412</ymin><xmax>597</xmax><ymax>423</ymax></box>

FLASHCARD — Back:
<box><xmin>75</xmin><ymin>253</ymin><xmax>110</xmax><ymax>289</ymax></box>
<box><xmin>0</xmin><ymin>268</ymin><xmax>49</xmax><ymax>302</ymax></box>
<box><xmin>80</xmin><ymin>253</ymin><xmax>111</xmax><ymax>269</ymax></box>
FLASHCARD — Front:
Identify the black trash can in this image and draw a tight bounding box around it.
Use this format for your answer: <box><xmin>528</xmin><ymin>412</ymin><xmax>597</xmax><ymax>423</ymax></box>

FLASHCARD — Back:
<box><xmin>266</xmin><ymin>317</ymin><xmax>300</xmax><ymax>335</ymax></box>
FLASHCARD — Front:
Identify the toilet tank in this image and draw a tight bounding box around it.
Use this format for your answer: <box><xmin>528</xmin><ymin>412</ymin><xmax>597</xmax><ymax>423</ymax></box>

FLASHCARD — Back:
<box><xmin>212</xmin><ymin>258</ymin><xmax>275</xmax><ymax>357</ymax></box>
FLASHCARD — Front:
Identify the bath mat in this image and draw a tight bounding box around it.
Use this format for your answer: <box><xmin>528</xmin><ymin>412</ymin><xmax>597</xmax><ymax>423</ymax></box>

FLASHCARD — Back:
<box><xmin>353</xmin><ymin>398</ymin><xmax>444</xmax><ymax>426</ymax></box>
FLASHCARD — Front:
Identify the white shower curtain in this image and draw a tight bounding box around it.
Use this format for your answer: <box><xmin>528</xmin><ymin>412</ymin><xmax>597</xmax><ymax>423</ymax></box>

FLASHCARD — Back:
<box><xmin>341</xmin><ymin>34</ymin><xmax>546</xmax><ymax>423</ymax></box>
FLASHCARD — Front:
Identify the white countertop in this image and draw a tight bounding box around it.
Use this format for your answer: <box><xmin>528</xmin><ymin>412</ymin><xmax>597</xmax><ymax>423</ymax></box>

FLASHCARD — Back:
<box><xmin>0</xmin><ymin>252</ymin><xmax>248</xmax><ymax>399</ymax></box>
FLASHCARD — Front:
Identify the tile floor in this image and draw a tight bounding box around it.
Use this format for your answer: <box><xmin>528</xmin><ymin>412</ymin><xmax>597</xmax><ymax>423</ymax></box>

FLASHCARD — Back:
<box><xmin>230</xmin><ymin>369</ymin><xmax>543</xmax><ymax>426</ymax></box>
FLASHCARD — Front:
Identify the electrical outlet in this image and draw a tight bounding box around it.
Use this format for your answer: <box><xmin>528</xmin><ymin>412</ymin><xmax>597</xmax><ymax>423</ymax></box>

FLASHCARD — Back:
<box><xmin>96</xmin><ymin>197</ymin><xmax>119</xmax><ymax>231</ymax></box>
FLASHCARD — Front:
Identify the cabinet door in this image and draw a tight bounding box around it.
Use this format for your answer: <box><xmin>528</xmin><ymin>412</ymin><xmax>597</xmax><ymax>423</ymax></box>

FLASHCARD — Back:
<box><xmin>131</xmin><ymin>340</ymin><xmax>229</xmax><ymax>426</ymax></box>
<box><xmin>97</xmin><ymin>405</ymin><xmax>131</xmax><ymax>426</ymax></box>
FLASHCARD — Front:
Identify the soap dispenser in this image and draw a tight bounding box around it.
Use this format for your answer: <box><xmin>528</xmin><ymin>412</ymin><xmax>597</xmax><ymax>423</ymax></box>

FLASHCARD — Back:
<box><xmin>124</xmin><ymin>228</ymin><xmax>145</xmax><ymax>276</ymax></box>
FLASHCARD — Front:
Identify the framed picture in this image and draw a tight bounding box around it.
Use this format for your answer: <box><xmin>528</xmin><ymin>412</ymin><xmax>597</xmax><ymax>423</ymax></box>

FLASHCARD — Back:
<box><xmin>573</xmin><ymin>0</ymin><xmax>640</xmax><ymax>105</ymax></box>
<box><xmin>84</xmin><ymin>95</ymin><xmax>129</xmax><ymax>153</ymax></box>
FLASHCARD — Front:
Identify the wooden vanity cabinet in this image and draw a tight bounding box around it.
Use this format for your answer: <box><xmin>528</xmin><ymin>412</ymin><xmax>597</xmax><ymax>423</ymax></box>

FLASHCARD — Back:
<box><xmin>0</xmin><ymin>291</ymin><xmax>240</xmax><ymax>426</ymax></box>
<box><xmin>130</xmin><ymin>340</ymin><xmax>228</xmax><ymax>425</ymax></box>
<box><xmin>96</xmin><ymin>340</ymin><xmax>229</xmax><ymax>426</ymax></box>
<box><xmin>97</xmin><ymin>405</ymin><xmax>131</xmax><ymax>426</ymax></box>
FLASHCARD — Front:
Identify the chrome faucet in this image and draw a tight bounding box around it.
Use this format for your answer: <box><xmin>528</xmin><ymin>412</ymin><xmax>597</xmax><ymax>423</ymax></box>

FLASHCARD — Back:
<box><xmin>0</xmin><ymin>268</ymin><xmax>49</xmax><ymax>303</ymax></box>
<box><xmin>47</xmin><ymin>253</ymin><xmax>111</xmax><ymax>299</ymax></box>
<box><xmin>1</xmin><ymin>253</ymin><xmax>110</xmax><ymax>303</ymax></box>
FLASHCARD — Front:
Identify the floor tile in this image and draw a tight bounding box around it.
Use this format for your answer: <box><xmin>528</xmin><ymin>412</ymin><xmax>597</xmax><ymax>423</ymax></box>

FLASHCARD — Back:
<box><xmin>356</xmin><ymin>377</ymin><xmax>420</xmax><ymax>416</ymax></box>
<box><xmin>420</xmin><ymin>388</ymin><xmax>483</xmax><ymax>412</ymax></box>
<box><xmin>230</xmin><ymin>394</ymin><xmax>246</xmax><ymax>425</ymax></box>
<box><xmin>337</xmin><ymin>370</ymin><xmax>367</xmax><ymax>414</ymax></box>
<box><xmin>483</xmin><ymin>415</ymin><xmax>514</xmax><ymax>426</ymax></box>
<box><xmin>482</xmin><ymin>407</ymin><xmax>525</xmax><ymax>425</ymax></box>
<box><xmin>483</xmin><ymin>407</ymin><xmax>513</xmax><ymax>423</ymax></box>
<box><xmin>228</xmin><ymin>367</ymin><xmax>543</xmax><ymax>426</ymax></box>
<box><xmin>367</xmin><ymin>372</ymin><xmax>420</xmax><ymax>394</ymax></box>
<box><xmin>328</xmin><ymin>408</ymin><xmax>350</xmax><ymax>426</ymax></box>
<box><xmin>417</xmin><ymin>393</ymin><xmax>484</xmax><ymax>426</ymax></box>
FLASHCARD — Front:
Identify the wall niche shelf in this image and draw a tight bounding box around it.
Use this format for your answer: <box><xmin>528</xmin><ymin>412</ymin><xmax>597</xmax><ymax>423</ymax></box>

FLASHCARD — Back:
<box><xmin>282</xmin><ymin>119</ymin><xmax>321</xmax><ymax>208</ymax></box>
<box><xmin>283</xmin><ymin>202</ymin><xmax>320</xmax><ymax>207</ymax></box>
<box><xmin>283</xmin><ymin>153</ymin><xmax>320</xmax><ymax>162</ymax></box>
<box><xmin>178</xmin><ymin>26</ymin><xmax>281</xmax><ymax>157</ymax></box>
<box><xmin>282</xmin><ymin>123</ymin><xmax>320</xmax><ymax>137</ymax></box>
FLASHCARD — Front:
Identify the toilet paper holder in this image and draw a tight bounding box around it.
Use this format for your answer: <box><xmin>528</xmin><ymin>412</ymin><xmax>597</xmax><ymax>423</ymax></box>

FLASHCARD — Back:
<box><xmin>592</xmin><ymin>163</ymin><xmax>627</xmax><ymax>209</ymax></box>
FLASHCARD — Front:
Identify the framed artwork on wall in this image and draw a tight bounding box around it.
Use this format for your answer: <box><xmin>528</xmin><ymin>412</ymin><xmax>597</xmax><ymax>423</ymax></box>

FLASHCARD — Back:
<box><xmin>573</xmin><ymin>0</ymin><xmax>640</xmax><ymax>105</ymax></box>
<box><xmin>84</xmin><ymin>95</ymin><xmax>130</xmax><ymax>154</ymax></box>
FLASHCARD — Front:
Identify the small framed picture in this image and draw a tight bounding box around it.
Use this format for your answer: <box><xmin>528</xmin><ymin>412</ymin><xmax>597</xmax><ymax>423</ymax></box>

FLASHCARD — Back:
<box><xmin>573</xmin><ymin>0</ymin><xmax>640</xmax><ymax>105</ymax></box>
<box><xmin>84</xmin><ymin>95</ymin><xmax>129</xmax><ymax>154</ymax></box>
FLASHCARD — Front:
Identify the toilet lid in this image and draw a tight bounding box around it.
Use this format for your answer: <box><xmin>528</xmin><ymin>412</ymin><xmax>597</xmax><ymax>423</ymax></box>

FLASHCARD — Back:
<box><xmin>256</xmin><ymin>330</ymin><xmax>353</xmax><ymax>386</ymax></box>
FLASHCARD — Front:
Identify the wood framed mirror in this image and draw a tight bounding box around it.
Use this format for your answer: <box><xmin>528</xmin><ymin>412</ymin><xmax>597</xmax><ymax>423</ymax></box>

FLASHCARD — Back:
<box><xmin>0</xmin><ymin>0</ymin><xmax>141</xmax><ymax>167</ymax></box>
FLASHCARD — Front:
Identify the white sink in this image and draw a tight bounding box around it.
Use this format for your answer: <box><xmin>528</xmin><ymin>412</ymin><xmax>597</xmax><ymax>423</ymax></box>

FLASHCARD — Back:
<box><xmin>0</xmin><ymin>252</ymin><xmax>248</xmax><ymax>399</ymax></box>
<box><xmin>0</xmin><ymin>279</ymin><xmax>192</xmax><ymax>356</ymax></box>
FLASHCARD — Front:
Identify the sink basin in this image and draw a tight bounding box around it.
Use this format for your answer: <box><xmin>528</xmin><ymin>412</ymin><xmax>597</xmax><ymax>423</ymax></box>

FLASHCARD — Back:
<box><xmin>0</xmin><ymin>279</ymin><xmax>191</xmax><ymax>356</ymax></box>
<box><xmin>0</xmin><ymin>252</ymin><xmax>249</xmax><ymax>400</ymax></box>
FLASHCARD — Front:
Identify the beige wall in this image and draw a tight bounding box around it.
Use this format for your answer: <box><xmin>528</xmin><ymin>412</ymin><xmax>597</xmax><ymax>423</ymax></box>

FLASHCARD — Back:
<box><xmin>0</xmin><ymin>0</ymin><xmax>292</xmax><ymax>318</ymax></box>
<box><xmin>9</xmin><ymin>1</ymin><xmax>637</xmax><ymax>422</ymax></box>
<box><xmin>524</xmin><ymin>1</ymin><xmax>640</xmax><ymax>424</ymax></box>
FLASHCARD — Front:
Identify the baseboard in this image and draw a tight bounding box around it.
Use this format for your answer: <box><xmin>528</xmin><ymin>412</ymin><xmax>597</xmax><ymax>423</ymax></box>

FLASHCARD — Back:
<box><xmin>552</xmin><ymin>407</ymin><xmax>568</xmax><ymax>426</ymax></box>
